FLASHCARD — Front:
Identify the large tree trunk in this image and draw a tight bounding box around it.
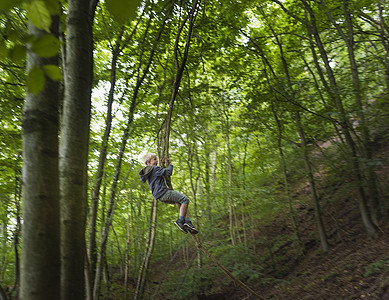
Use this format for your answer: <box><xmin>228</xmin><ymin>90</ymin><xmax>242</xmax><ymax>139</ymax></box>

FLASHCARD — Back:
<box><xmin>20</xmin><ymin>19</ymin><xmax>61</xmax><ymax>300</ymax></box>
<box><xmin>59</xmin><ymin>0</ymin><xmax>95</xmax><ymax>298</ymax></box>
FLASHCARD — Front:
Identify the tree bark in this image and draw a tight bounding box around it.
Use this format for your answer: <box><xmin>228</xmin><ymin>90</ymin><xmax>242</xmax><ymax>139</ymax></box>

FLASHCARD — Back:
<box><xmin>59</xmin><ymin>0</ymin><xmax>95</xmax><ymax>298</ymax></box>
<box><xmin>20</xmin><ymin>19</ymin><xmax>60</xmax><ymax>300</ymax></box>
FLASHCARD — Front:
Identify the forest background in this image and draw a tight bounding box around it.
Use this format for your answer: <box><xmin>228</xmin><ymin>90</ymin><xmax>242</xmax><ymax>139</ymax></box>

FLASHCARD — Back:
<box><xmin>1</xmin><ymin>0</ymin><xmax>389</xmax><ymax>299</ymax></box>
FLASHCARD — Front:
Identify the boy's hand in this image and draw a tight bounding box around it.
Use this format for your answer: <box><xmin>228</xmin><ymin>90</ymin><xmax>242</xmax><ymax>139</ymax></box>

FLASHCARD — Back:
<box><xmin>160</xmin><ymin>158</ymin><xmax>171</xmax><ymax>165</ymax></box>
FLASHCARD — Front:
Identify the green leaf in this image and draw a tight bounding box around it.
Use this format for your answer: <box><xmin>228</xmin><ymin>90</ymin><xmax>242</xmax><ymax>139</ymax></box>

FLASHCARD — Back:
<box><xmin>105</xmin><ymin>0</ymin><xmax>142</xmax><ymax>23</ymax></box>
<box><xmin>0</xmin><ymin>40</ymin><xmax>9</xmax><ymax>59</ymax></box>
<box><xmin>9</xmin><ymin>44</ymin><xmax>26</xmax><ymax>63</ymax></box>
<box><xmin>26</xmin><ymin>0</ymin><xmax>51</xmax><ymax>32</ymax></box>
<box><xmin>27</xmin><ymin>65</ymin><xmax>45</xmax><ymax>94</ymax></box>
<box><xmin>31</xmin><ymin>34</ymin><xmax>60</xmax><ymax>57</ymax></box>
<box><xmin>43</xmin><ymin>0</ymin><xmax>60</xmax><ymax>15</ymax></box>
<box><xmin>43</xmin><ymin>64</ymin><xmax>63</xmax><ymax>81</ymax></box>
<box><xmin>0</xmin><ymin>0</ymin><xmax>22</xmax><ymax>11</ymax></box>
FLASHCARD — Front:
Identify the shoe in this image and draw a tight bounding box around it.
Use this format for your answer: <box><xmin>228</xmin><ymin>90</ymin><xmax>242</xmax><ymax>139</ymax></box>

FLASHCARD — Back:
<box><xmin>174</xmin><ymin>220</ymin><xmax>187</xmax><ymax>234</ymax></box>
<box><xmin>183</xmin><ymin>220</ymin><xmax>199</xmax><ymax>234</ymax></box>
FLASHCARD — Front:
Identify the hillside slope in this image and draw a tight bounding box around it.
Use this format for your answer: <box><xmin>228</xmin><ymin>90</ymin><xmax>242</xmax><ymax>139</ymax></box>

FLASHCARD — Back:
<box><xmin>216</xmin><ymin>140</ymin><xmax>389</xmax><ymax>299</ymax></box>
<box><xmin>143</xmin><ymin>139</ymin><xmax>389</xmax><ymax>300</ymax></box>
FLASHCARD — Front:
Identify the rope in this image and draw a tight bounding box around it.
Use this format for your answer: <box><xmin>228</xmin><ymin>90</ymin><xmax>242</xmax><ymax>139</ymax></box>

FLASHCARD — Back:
<box><xmin>190</xmin><ymin>234</ymin><xmax>264</xmax><ymax>299</ymax></box>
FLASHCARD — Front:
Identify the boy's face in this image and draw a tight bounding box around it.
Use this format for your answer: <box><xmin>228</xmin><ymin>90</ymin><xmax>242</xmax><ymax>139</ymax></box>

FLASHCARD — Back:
<box><xmin>148</xmin><ymin>156</ymin><xmax>158</xmax><ymax>166</ymax></box>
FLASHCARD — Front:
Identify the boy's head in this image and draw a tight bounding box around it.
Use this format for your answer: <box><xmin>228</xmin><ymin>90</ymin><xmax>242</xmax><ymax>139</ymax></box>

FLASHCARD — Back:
<box><xmin>143</xmin><ymin>153</ymin><xmax>158</xmax><ymax>166</ymax></box>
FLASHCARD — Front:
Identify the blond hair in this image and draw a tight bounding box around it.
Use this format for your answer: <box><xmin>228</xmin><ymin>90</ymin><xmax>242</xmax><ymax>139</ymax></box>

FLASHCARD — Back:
<box><xmin>142</xmin><ymin>153</ymin><xmax>156</xmax><ymax>165</ymax></box>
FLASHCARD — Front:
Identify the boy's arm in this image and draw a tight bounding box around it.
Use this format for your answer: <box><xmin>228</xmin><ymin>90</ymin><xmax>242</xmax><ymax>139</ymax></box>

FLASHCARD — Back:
<box><xmin>154</xmin><ymin>164</ymin><xmax>173</xmax><ymax>177</ymax></box>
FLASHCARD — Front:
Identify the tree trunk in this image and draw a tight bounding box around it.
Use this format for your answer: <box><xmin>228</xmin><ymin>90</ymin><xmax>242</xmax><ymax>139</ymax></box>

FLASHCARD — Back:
<box><xmin>0</xmin><ymin>283</ymin><xmax>8</xmax><ymax>300</ymax></box>
<box><xmin>88</xmin><ymin>30</ymin><xmax>123</xmax><ymax>293</ymax></box>
<box><xmin>134</xmin><ymin>197</ymin><xmax>158</xmax><ymax>300</ymax></box>
<box><xmin>93</xmin><ymin>8</ymin><xmax>165</xmax><ymax>294</ymax></box>
<box><xmin>13</xmin><ymin>160</ymin><xmax>21</xmax><ymax>295</ymax></box>
<box><xmin>59</xmin><ymin>0</ymin><xmax>95</xmax><ymax>298</ymax></box>
<box><xmin>93</xmin><ymin>167</ymin><xmax>132</xmax><ymax>299</ymax></box>
<box><xmin>296</xmin><ymin>112</ymin><xmax>329</xmax><ymax>252</ymax></box>
<box><xmin>124</xmin><ymin>190</ymin><xmax>132</xmax><ymax>300</ymax></box>
<box><xmin>271</xmin><ymin>103</ymin><xmax>302</xmax><ymax>244</ymax></box>
<box><xmin>301</xmin><ymin>0</ymin><xmax>377</xmax><ymax>237</ymax></box>
<box><xmin>323</xmin><ymin>0</ymin><xmax>382</xmax><ymax>224</ymax></box>
<box><xmin>161</xmin><ymin>0</ymin><xmax>201</xmax><ymax>161</ymax></box>
<box><xmin>270</xmin><ymin>23</ymin><xmax>328</xmax><ymax>250</ymax></box>
<box><xmin>20</xmin><ymin>19</ymin><xmax>60</xmax><ymax>300</ymax></box>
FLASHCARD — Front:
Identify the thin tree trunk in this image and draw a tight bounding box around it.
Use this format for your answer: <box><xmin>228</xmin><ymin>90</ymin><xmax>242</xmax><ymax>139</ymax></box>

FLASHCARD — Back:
<box><xmin>93</xmin><ymin>166</ymin><xmax>133</xmax><ymax>299</ymax></box>
<box><xmin>13</xmin><ymin>160</ymin><xmax>21</xmax><ymax>295</ymax></box>
<box><xmin>321</xmin><ymin>0</ymin><xmax>381</xmax><ymax>224</ymax></box>
<box><xmin>124</xmin><ymin>190</ymin><xmax>132</xmax><ymax>300</ymax></box>
<box><xmin>185</xmin><ymin>132</ymin><xmax>202</xmax><ymax>267</ymax></box>
<box><xmin>271</xmin><ymin>103</ymin><xmax>302</xmax><ymax>244</ymax></box>
<box><xmin>134</xmin><ymin>197</ymin><xmax>158</xmax><ymax>300</ymax></box>
<box><xmin>270</xmin><ymin>22</ymin><xmax>329</xmax><ymax>250</ymax></box>
<box><xmin>296</xmin><ymin>112</ymin><xmax>329</xmax><ymax>251</ymax></box>
<box><xmin>0</xmin><ymin>283</ymin><xmax>8</xmax><ymax>300</ymax></box>
<box><xmin>20</xmin><ymin>17</ymin><xmax>61</xmax><ymax>300</ymax></box>
<box><xmin>226</xmin><ymin>114</ymin><xmax>237</xmax><ymax>246</ymax></box>
<box><xmin>88</xmin><ymin>30</ymin><xmax>124</xmax><ymax>292</ymax></box>
<box><xmin>300</xmin><ymin>0</ymin><xmax>377</xmax><ymax>236</ymax></box>
<box><xmin>162</xmin><ymin>0</ymin><xmax>201</xmax><ymax>161</ymax></box>
<box><xmin>93</xmin><ymin>8</ymin><xmax>166</xmax><ymax>295</ymax></box>
<box><xmin>210</xmin><ymin>150</ymin><xmax>217</xmax><ymax>192</ymax></box>
<box><xmin>242</xmin><ymin>14</ymin><xmax>303</xmax><ymax>245</ymax></box>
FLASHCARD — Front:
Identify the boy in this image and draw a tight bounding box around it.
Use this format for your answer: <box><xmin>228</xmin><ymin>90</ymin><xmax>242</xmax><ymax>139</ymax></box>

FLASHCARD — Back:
<box><xmin>138</xmin><ymin>153</ymin><xmax>198</xmax><ymax>234</ymax></box>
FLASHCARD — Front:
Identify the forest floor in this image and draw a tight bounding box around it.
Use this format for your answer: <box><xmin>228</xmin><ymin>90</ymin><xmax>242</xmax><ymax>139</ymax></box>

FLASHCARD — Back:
<box><xmin>240</xmin><ymin>205</ymin><xmax>389</xmax><ymax>300</ymax></box>
<box><xmin>211</xmin><ymin>220</ymin><xmax>389</xmax><ymax>300</ymax></box>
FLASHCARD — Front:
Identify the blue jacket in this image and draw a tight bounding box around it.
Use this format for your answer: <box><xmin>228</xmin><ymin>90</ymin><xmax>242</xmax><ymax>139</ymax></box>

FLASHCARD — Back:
<box><xmin>139</xmin><ymin>164</ymin><xmax>173</xmax><ymax>199</ymax></box>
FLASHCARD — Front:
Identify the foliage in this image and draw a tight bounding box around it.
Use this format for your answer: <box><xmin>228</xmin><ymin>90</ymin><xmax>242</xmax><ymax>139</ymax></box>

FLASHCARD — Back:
<box><xmin>1</xmin><ymin>0</ymin><xmax>389</xmax><ymax>298</ymax></box>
